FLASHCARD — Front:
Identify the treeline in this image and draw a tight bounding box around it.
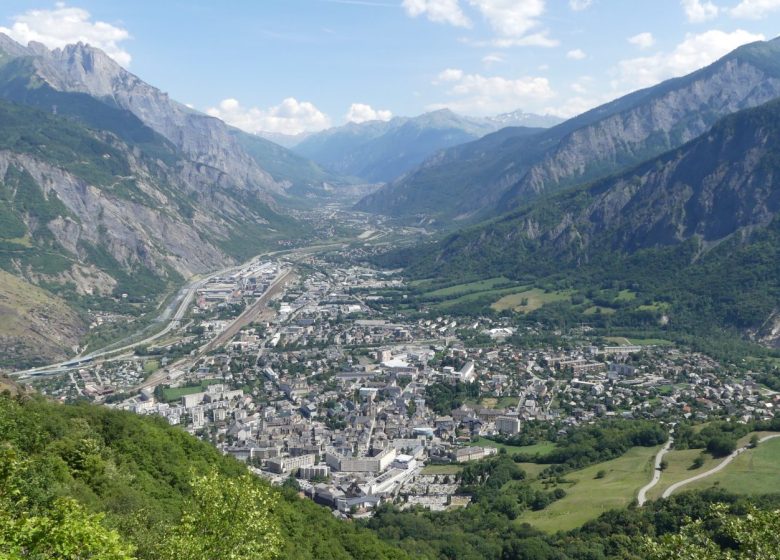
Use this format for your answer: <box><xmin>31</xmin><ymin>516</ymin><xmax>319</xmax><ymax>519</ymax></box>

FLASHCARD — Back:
<box><xmin>512</xmin><ymin>420</ymin><xmax>668</xmax><ymax>470</ymax></box>
<box><xmin>674</xmin><ymin>417</ymin><xmax>780</xmax><ymax>458</ymax></box>
<box><xmin>0</xmin><ymin>394</ymin><xmax>408</xmax><ymax>560</ymax></box>
<box><xmin>365</xmin><ymin>488</ymin><xmax>780</xmax><ymax>560</ymax></box>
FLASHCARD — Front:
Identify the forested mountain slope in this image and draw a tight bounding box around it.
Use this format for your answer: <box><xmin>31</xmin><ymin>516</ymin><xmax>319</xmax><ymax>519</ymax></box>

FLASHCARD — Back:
<box><xmin>381</xmin><ymin>99</ymin><xmax>780</xmax><ymax>347</ymax></box>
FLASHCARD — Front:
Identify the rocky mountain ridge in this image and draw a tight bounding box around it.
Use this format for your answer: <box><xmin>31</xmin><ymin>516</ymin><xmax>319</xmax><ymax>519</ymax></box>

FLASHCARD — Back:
<box><xmin>358</xmin><ymin>37</ymin><xmax>780</xmax><ymax>224</ymax></box>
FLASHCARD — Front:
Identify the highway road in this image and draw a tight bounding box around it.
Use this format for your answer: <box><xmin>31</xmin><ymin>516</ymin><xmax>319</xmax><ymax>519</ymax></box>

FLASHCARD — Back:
<box><xmin>9</xmin><ymin>241</ymin><xmax>348</xmax><ymax>380</ymax></box>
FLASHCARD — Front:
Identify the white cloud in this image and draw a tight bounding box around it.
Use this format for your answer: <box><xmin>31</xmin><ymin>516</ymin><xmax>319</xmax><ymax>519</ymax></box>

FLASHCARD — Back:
<box><xmin>730</xmin><ymin>0</ymin><xmax>780</xmax><ymax>18</ymax></box>
<box><xmin>467</xmin><ymin>0</ymin><xmax>558</xmax><ymax>47</ymax></box>
<box><xmin>569</xmin><ymin>0</ymin><xmax>593</xmax><ymax>10</ymax></box>
<box><xmin>206</xmin><ymin>97</ymin><xmax>331</xmax><ymax>135</ymax></box>
<box><xmin>566</xmin><ymin>48</ymin><xmax>586</xmax><ymax>60</ymax></box>
<box><xmin>0</xmin><ymin>3</ymin><xmax>132</xmax><ymax>66</ymax></box>
<box><xmin>613</xmin><ymin>29</ymin><xmax>764</xmax><ymax>92</ymax></box>
<box><xmin>681</xmin><ymin>0</ymin><xmax>719</xmax><ymax>22</ymax></box>
<box><xmin>570</xmin><ymin>76</ymin><xmax>593</xmax><ymax>94</ymax></box>
<box><xmin>429</xmin><ymin>69</ymin><xmax>555</xmax><ymax>115</ymax></box>
<box><xmin>401</xmin><ymin>0</ymin><xmax>471</xmax><ymax>27</ymax></box>
<box><xmin>628</xmin><ymin>32</ymin><xmax>655</xmax><ymax>49</ymax></box>
<box><xmin>482</xmin><ymin>52</ymin><xmax>504</xmax><ymax>66</ymax></box>
<box><xmin>436</xmin><ymin>68</ymin><xmax>465</xmax><ymax>82</ymax></box>
<box><xmin>403</xmin><ymin>0</ymin><xmax>557</xmax><ymax>48</ymax></box>
<box><xmin>346</xmin><ymin>103</ymin><xmax>393</xmax><ymax>123</ymax></box>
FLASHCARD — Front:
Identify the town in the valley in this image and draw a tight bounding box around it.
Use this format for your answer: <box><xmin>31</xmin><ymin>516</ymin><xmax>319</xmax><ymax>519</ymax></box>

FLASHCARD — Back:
<box><xmin>20</xmin><ymin>216</ymin><xmax>778</xmax><ymax>520</ymax></box>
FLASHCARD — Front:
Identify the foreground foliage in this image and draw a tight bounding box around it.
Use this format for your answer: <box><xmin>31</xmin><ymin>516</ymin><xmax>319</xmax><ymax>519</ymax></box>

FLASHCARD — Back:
<box><xmin>0</xmin><ymin>394</ymin><xmax>407</xmax><ymax>560</ymax></box>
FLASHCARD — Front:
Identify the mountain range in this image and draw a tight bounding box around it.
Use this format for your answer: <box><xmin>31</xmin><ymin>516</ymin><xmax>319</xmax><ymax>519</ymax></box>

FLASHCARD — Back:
<box><xmin>0</xmin><ymin>34</ymin><xmax>333</xmax><ymax>366</ymax></box>
<box><xmin>3</xmin><ymin>31</ymin><xmax>780</xmax><ymax>363</ymax></box>
<box><xmin>293</xmin><ymin>109</ymin><xmax>559</xmax><ymax>183</ymax></box>
<box><xmin>383</xmin><ymin>88</ymin><xmax>780</xmax><ymax>349</ymax></box>
<box><xmin>357</xmin><ymin>37</ymin><xmax>780</xmax><ymax>225</ymax></box>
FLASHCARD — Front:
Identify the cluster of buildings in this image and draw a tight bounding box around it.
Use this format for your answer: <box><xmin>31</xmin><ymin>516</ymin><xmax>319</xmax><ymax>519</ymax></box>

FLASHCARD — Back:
<box><xmin>30</xmin><ymin>254</ymin><xmax>780</xmax><ymax>519</ymax></box>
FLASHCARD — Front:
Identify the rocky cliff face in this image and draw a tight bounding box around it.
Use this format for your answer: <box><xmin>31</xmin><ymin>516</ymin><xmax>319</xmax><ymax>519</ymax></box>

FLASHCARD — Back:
<box><xmin>22</xmin><ymin>40</ymin><xmax>283</xmax><ymax>198</ymax></box>
<box><xmin>0</xmin><ymin>150</ymin><xmax>231</xmax><ymax>282</ymax></box>
<box><xmin>358</xmin><ymin>38</ymin><xmax>780</xmax><ymax>223</ymax></box>
<box><xmin>505</xmin><ymin>57</ymin><xmax>780</xmax><ymax>206</ymax></box>
<box><xmin>518</xmin><ymin>100</ymin><xmax>780</xmax><ymax>255</ymax></box>
<box><xmin>420</xmin><ymin>98</ymin><xmax>780</xmax><ymax>270</ymax></box>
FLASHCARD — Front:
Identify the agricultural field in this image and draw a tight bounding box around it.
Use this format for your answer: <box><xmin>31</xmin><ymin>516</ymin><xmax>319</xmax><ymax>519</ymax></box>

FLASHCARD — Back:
<box><xmin>491</xmin><ymin>288</ymin><xmax>573</xmax><ymax>313</ymax></box>
<box><xmin>520</xmin><ymin>445</ymin><xmax>660</xmax><ymax>533</ymax></box>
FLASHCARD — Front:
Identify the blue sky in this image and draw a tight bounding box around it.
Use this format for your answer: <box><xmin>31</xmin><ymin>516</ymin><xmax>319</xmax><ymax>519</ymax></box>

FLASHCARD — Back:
<box><xmin>1</xmin><ymin>1</ymin><xmax>779</xmax><ymax>134</ymax></box>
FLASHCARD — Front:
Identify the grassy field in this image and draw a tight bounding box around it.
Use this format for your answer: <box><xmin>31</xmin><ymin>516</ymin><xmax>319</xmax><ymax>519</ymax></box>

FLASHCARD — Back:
<box><xmin>161</xmin><ymin>379</ymin><xmax>223</xmax><ymax>402</ymax></box>
<box><xmin>421</xmin><ymin>464</ymin><xmax>463</xmax><ymax>475</ymax></box>
<box><xmin>615</xmin><ymin>289</ymin><xmax>637</xmax><ymax>302</ymax></box>
<box><xmin>473</xmin><ymin>437</ymin><xmax>556</xmax><ymax>457</ymax></box>
<box><xmin>423</xmin><ymin>277</ymin><xmax>510</xmax><ymax>298</ymax></box>
<box><xmin>583</xmin><ymin>306</ymin><xmax>616</xmax><ymax>315</ymax></box>
<box><xmin>520</xmin><ymin>445</ymin><xmax>660</xmax><ymax>533</ymax></box>
<box><xmin>605</xmin><ymin>337</ymin><xmax>632</xmax><ymax>345</ymax></box>
<box><xmin>515</xmin><ymin>462</ymin><xmax>549</xmax><ymax>478</ymax></box>
<box><xmin>142</xmin><ymin>359</ymin><xmax>160</xmax><ymax>374</ymax></box>
<box><xmin>681</xmin><ymin>437</ymin><xmax>780</xmax><ymax>496</ymax></box>
<box><xmin>432</xmin><ymin>286</ymin><xmax>529</xmax><ymax>310</ymax></box>
<box><xmin>629</xmin><ymin>338</ymin><xmax>674</xmax><ymax>346</ymax></box>
<box><xmin>646</xmin><ymin>448</ymin><xmax>719</xmax><ymax>500</ymax></box>
<box><xmin>491</xmin><ymin>288</ymin><xmax>573</xmax><ymax>313</ymax></box>
<box><xmin>469</xmin><ymin>396</ymin><xmax>519</xmax><ymax>409</ymax></box>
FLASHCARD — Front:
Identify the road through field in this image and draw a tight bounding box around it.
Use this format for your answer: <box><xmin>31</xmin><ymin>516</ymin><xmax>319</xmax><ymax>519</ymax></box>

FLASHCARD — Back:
<box><xmin>661</xmin><ymin>434</ymin><xmax>780</xmax><ymax>498</ymax></box>
<box><xmin>637</xmin><ymin>431</ymin><xmax>674</xmax><ymax>506</ymax></box>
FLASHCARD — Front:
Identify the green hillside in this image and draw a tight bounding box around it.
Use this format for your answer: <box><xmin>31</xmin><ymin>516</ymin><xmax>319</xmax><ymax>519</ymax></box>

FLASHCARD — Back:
<box><xmin>0</xmin><ymin>394</ymin><xmax>408</xmax><ymax>559</ymax></box>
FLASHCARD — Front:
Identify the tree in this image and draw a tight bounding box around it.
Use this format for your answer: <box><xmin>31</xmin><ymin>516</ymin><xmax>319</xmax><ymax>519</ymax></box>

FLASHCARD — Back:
<box><xmin>644</xmin><ymin>504</ymin><xmax>780</xmax><ymax>559</ymax></box>
<box><xmin>706</xmin><ymin>436</ymin><xmax>736</xmax><ymax>458</ymax></box>
<box><xmin>157</xmin><ymin>471</ymin><xmax>282</xmax><ymax>560</ymax></box>
<box><xmin>0</xmin><ymin>449</ymin><xmax>135</xmax><ymax>560</ymax></box>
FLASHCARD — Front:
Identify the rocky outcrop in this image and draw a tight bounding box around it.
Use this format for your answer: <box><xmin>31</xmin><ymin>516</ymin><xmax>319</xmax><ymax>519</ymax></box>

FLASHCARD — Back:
<box><xmin>0</xmin><ymin>34</ymin><xmax>284</xmax><ymax>199</ymax></box>
<box><xmin>507</xmin><ymin>58</ymin><xmax>780</xmax><ymax>205</ymax></box>
<box><xmin>31</xmin><ymin>42</ymin><xmax>283</xmax><ymax>197</ymax></box>
<box><xmin>0</xmin><ymin>150</ymin><xmax>231</xmax><ymax>282</ymax></box>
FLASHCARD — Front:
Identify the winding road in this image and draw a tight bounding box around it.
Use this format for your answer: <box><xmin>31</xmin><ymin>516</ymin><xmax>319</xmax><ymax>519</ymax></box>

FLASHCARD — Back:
<box><xmin>660</xmin><ymin>434</ymin><xmax>780</xmax><ymax>499</ymax></box>
<box><xmin>637</xmin><ymin>431</ymin><xmax>675</xmax><ymax>506</ymax></box>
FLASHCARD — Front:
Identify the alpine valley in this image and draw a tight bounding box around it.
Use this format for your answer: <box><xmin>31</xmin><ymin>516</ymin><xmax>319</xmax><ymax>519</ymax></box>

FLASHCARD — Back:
<box><xmin>4</xmin><ymin>14</ymin><xmax>780</xmax><ymax>560</ymax></box>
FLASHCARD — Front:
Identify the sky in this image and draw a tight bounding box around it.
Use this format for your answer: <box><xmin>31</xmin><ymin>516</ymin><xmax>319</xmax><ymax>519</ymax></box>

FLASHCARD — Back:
<box><xmin>0</xmin><ymin>0</ymin><xmax>779</xmax><ymax>135</ymax></box>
